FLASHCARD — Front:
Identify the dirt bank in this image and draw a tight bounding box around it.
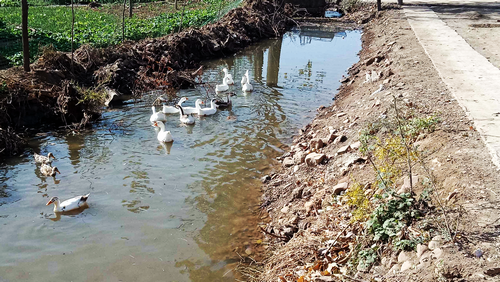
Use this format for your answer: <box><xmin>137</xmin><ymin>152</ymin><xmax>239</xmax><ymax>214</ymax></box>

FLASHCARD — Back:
<box><xmin>257</xmin><ymin>6</ymin><xmax>500</xmax><ymax>282</ymax></box>
<box><xmin>0</xmin><ymin>0</ymin><xmax>295</xmax><ymax>156</ymax></box>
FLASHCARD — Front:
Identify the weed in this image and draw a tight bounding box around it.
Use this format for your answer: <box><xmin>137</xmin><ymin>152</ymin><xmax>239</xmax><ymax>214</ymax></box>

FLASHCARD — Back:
<box><xmin>75</xmin><ymin>85</ymin><xmax>107</xmax><ymax>105</ymax></box>
<box><xmin>367</xmin><ymin>192</ymin><xmax>420</xmax><ymax>241</ymax></box>
<box><xmin>345</xmin><ymin>181</ymin><xmax>371</xmax><ymax>222</ymax></box>
<box><xmin>357</xmin><ymin>247</ymin><xmax>378</xmax><ymax>270</ymax></box>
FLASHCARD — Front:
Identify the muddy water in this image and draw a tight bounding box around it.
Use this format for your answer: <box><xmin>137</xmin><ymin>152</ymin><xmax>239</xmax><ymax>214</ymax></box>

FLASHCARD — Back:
<box><xmin>0</xmin><ymin>28</ymin><xmax>361</xmax><ymax>282</ymax></box>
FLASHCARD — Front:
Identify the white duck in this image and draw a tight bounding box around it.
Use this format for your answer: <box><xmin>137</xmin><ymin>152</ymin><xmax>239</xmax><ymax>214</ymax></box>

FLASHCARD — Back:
<box><xmin>241</xmin><ymin>70</ymin><xmax>249</xmax><ymax>85</ymax></box>
<box><xmin>46</xmin><ymin>194</ymin><xmax>90</xmax><ymax>212</ymax></box>
<box><xmin>242</xmin><ymin>71</ymin><xmax>253</xmax><ymax>92</ymax></box>
<box><xmin>216</xmin><ymin>76</ymin><xmax>229</xmax><ymax>92</ymax></box>
<box><xmin>198</xmin><ymin>99</ymin><xmax>218</xmax><ymax>116</ymax></box>
<box><xmin>162</xmin><ymin>97</ymin><xmax>188</xmax><ymax>114</ymax></box>
<box><xmin>150</xmin><ymin>106</ymin><xmax>167</xmax><ymax>123</ymax></box>
<box><xmin>153</xmin><ymin>121</ymin><xmax>173</xmax><ymax>143</ymax></box>
<box><xmin>40</xmin><ymin>163</ymin><xmax>60</xmax><ymax>177</ymax></box>
<box><xmin>34</xmin><ymin>152</ymin><xmax>55</xmax><ymax>164</ymax></box>
<box><xmin>223</xmin><ymin>68</ymin><xmax>234</xmax><ymax>85</ymax></box>
<box><xmin>175</xmin><ymin>105</ymin><xmax>195</xmax><ymax>125</ymax></box>
<box><xmin>181</xmin><ymin>99</ymin><xmax>204</xmax><ymax>114</ymax></box>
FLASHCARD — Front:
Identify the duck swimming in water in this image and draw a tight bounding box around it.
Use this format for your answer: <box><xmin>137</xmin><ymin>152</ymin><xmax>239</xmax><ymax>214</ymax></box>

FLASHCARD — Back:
<box><xmin>175</xmin><ymin>105</ymin><xmax>195</xmax><ymax>125</ymax></box>
<box><xmin>34</xmin><ymin>152</ymin><xmax>56</xmax><ymax>164</ymax></box>
<box><xmin>40</xmin><ymin>163</ymin><xmax>60</xmax><ymax>177</ymax></box>
<box><xmin>46</xmin><ymin>194</ymin><xmax>90</xmax><ymax>212</ymax></box>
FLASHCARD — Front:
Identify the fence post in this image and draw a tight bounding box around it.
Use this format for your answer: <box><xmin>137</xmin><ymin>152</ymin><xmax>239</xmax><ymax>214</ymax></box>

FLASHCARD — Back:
<box><xmin>21</xmin><ymin>0</ymin><xmax>30</xmax><ymax>72</ymax></box>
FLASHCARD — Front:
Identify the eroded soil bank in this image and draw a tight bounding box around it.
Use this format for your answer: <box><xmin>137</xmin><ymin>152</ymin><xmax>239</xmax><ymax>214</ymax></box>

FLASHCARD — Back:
<box><xmin>257</xmin><ymin>7</ymin><xmax>500</xmax><ymax>282</ymax></box>
<box><xmin>0</xmin><ymin>0</ymin><xmax>296</xmax><ymax>156</ymax></box>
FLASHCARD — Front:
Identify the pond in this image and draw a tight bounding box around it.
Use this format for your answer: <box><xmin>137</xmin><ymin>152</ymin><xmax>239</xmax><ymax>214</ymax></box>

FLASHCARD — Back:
<box><xmin>0</xmin><ymin>27</ymin><xmax>361</xmax><ymax>281</ymax></box>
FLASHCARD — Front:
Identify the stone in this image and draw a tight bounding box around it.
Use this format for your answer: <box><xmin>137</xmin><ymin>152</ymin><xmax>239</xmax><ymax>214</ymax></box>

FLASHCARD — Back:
<box><xmin>417</xmin><ymin>244</ymin><xmax>428</xmax><ymax>258</ymax></box>
<box><xmin>419</xmin><ymin>252</ymin><xmax>431</xmax><ymax>264</ymax></box>
<box><xmin>350</xmin><ymin>141</ymin><xmax>362</xmax><ymax>150</ymax></box>
<box><xmin>381</xmin><ymin>257</ymin><xmax>389</xmax><ymax>268</ymax></box>
<box><xmin>281</xmin><ymin>205</ymin><xmax>289</xmax><ymax>213</ymax></box>
<box><xmin>398</xmin><ymin>175</ymin><xmax>420</xmax><ymax>194</ymax></box>
<box><xmin>261</xmin><ymin>175</ymin><xmax>271</xmax><ymax>183</ymax></box>
<box><xmin>293</xmin><ymin>165</ymin><xmax>299</xmax><ymax>173</ymax></box>
<box><xmin>485</xmin><ymin>267</ymin><xmax>500</xmax><ymax>277</ymax></box>
<box><xmin>332</xmin><ymin>182</ymin><xmax>349</xmax><ymax>195</ymax></box>
<box><xmin>304</xmin><ymin>200</ymin><xmax>315</xmax><ymax>213</ymax></box>
<box><xmin>337</xmin><ymin>145</ymin><xmax>350</xmax><ymax>155</ymax></box>
<box><xmin>400</xmin><ymin>261</ymin><xmax>412</xmax><ymax>272</ymax></box>
<box><xmin>398</xmin><ymin>251</ymin><xmax>411</xmax><ymax>263</ymax></box>
<box><xmin>365</xmin><ymin>57</ymin><xmax>376</xmax><ymax>66</ymax></box>
<box><xmin>474</xmin><ymin>249</ymin><xmax>483</xmax><ymax>258</ymax></box>
<box><xmin>333</xmin><ymin>135</ymin><xmax>348</xmax><ymax>144</ymax></box>
<box><xmin>293</xmin><ymin>151</ymin><xmax>307</xmax><ymax>164</ymax></box>
<box><xmin>305</xmin><ymin>153</ymin><xmax>326</xmax><ymax>166</ymax></box>
<box><xmin>428</xmin><ymin>240</ymin><xmax>440</xmax><ymax>250</ymax></box>
<box><xmin>337</xmin><ymin>113</ymin><xmax>346</xmax><ymax>118</ymax></box>
<box><xmin>310</xmin><ymin>138</ymin><xmax>324</xmax><ymax>150</ymax></box>
<box><xmin>283</xmin><ymin>157</ymin><xmax>294</xmax><ymax>167</ymax></box>
<box><xmin>388</xmin><ymin>264</ymin><xmax>400</xmax><ymax>275</ymax></box>
<box><xmin>291</xmin><ymin>187</ymin><xmax>303</xmax><ymax>199</ymax></box>
<box><xmin>428</xmin><ymin>235</ymin><xmax>444</xmax><ymax>250</ymax></box>
<box><xmin>431</xmin><ymin>248</ymin><xmax>443</xmax><ymax>260</ymax></box>
<box><xmin>245</xmin><ymin>247</ymin><xmax>253</xmax><ymax>255</ymax></box>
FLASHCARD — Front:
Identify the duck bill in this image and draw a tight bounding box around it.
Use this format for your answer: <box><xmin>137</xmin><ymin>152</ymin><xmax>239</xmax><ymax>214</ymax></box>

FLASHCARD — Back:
<box><xmin>46</xmin><ymin>200</ymin><xmax>54</xmax><ymax>206</ymax></box>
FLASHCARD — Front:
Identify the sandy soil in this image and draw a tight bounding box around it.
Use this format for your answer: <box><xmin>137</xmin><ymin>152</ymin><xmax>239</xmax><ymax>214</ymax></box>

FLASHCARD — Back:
<box><xmin>257</xmin><ymin>6</ymin><xmax>500</xmax><ymax>282</ymax></box>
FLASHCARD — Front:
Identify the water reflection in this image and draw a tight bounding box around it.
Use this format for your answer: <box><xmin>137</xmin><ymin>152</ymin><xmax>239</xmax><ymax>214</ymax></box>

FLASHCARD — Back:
<box><xmin>0</xmin><ymin>28</ymin><xmax>361</xmax><ymax>282</ymax></box>
<box><xmin>43</xmin><ymin>205</ymin><xmax>89</xmax><ymax>222</ymax></box>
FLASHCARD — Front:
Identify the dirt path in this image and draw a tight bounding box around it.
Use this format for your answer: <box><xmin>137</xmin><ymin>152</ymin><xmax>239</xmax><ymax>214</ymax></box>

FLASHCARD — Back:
<box><xmin>404</xmin><ymin>5</ymin><xmax>500</xmax><ymax>167</ymax></box>
<box><xmin>258</xmin><ymin>5</ymin><xmax>500</xmax><ymax>281</ymax></box>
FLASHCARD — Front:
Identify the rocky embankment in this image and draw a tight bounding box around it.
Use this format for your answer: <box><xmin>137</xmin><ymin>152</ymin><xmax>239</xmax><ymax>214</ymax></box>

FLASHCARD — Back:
<box><xmin>257</xmin><ymin>7</ymin><xmax>500</xmax><ymax>282</ymax></box>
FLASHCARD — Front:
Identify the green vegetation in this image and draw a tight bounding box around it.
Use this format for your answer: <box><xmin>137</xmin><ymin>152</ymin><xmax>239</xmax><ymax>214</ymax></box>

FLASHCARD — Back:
<box><xmin>0</xmin><ymin>0</ymin><xmax>236</xmax><ymax>66</ymax></box>
<box><xmin>345</xmin><ymin>99</ymin><xmax>443</xmax><ymax>271</ymax></box>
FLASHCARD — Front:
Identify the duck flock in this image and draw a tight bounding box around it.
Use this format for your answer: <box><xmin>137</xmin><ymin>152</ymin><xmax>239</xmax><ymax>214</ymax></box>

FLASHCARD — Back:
<box><xmin>150</xmin><ymin>68</ymin><xmax>253</xmax><ymax>143</ymax></box>
<box><xmin>36</xmin><ymin>68</ymin><xmax>253</xmax><ymax>214</ymax></box>
<box><xmin>33</xmin><ymin>152</ymin><xmax>90</xmax><ymax>213</ymax></box>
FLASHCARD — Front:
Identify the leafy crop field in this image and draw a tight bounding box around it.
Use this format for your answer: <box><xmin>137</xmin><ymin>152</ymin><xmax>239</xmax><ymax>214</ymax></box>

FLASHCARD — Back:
<box><xmin>0</xmin><ymin>0</ymin><xmax>236</xmax><ymax>66</ymax></box>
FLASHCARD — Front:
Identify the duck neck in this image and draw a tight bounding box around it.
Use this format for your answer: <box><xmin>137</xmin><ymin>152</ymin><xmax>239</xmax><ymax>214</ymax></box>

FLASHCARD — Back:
<box><xmin>196</xmin><ymin>100</ymin><xmax>203</xmax><ymax>109</ymax></box>
<box><xmin>53</xmin><ymin>200</ymin><xmax>61</xmax><ymax>212</ymax></box>
<box><xmin>178</xmin><ymin>106</ymin><xmax>185</xmax><ymax>117</ymax></box>
<box><xmin>157</xmin><ymin>122</ymin><xmax>166</xmax><ymax>132</ymax></box>
<box><xmin>151</xmin><ymin>106</ymin><xmax>156</xmax><ymax>114</ymax></box>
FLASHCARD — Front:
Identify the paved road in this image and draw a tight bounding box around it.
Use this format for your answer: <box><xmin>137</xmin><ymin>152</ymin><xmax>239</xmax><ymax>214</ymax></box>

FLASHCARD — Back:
<box><xmin>402</xmin><ymin>3</ymin><xmax>500</xmax><ymax>169</ymax></box>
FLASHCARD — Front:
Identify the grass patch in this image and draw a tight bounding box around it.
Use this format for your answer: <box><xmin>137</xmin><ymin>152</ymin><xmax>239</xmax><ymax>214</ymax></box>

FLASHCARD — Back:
<box><xmin>0</xmin><ymin>0</ymin><xmax>235</xmax><ymax>66</ymax></box>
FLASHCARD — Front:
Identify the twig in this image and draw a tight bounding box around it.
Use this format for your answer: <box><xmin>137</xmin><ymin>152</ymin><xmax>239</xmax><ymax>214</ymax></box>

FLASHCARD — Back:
<box><xmin>325</xmin><ymin>223</ymin><xmax>350</xmax><ymax>253</ymax></box>
<box><xmin>341</xmin><ymin>274</ymin><xmax>369</xmax><ymax>282</ymax></box>
<box><xmin>415</xmin><ymin>151</ymin><xmax>453</xmax><ymax>238</ymax></box>
<box><xmin>367</xmin><ymin>156</ymin><xmax>390</xmax><ymax>190</ymax></box>
<box><xmin>259</xmin><ymin>226</ymin><xmax>288</xmax><ymax>240</ymax></box>
<box><xmin>393</xmin><ymin>96</ymin><xmax>413</xmax><ymax>194</ymax></box>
